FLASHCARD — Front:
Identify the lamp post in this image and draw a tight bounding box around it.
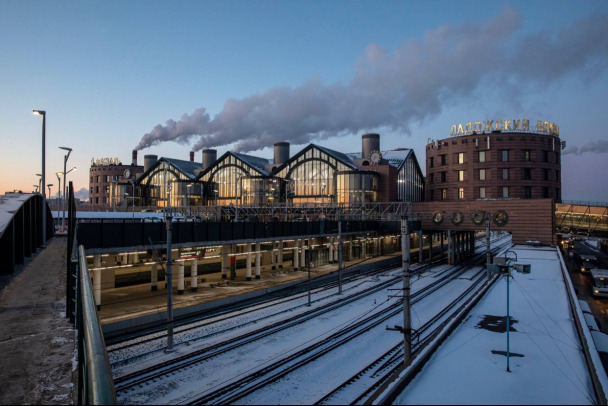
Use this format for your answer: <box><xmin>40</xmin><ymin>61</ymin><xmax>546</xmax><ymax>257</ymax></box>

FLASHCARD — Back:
<box><xmin>59</xmin><ymin>147</ymin><xmax>72</xmax><ymax>233</ymax></box>
<box><xmin>55</xmin><ymin>172</ymin><xmax>62</xmax><ymax>217</ymax></box>
<box><xmin>47</xmin><ymin>184</ymin><xmax>53</xmax><ymax>205</ymax></box>
<box><xmin>321</xmin><ymin>182</ymin><xmax>326</xmax><ymax>217</ymax></box>
<box><xmin>33</xmin><ymin>185</ymin><xmax>39</xmax><ymax>193</ymax></box>
<box><xmin>36</xmin><ymin>173</ymin><xmax>42</xmax><ymax>194</ymax></box>
<box><xmin>33</xmin><ymin>109</ymin><xmax>46</xmax><ymax>246</ymax></box>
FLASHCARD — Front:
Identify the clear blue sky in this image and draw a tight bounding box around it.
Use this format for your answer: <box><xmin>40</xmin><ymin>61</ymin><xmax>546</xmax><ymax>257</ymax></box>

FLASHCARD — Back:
<box><xmin>1</xmin><ymin>0</ymin><xmax>607</xmax><ymax>201</ymax></box>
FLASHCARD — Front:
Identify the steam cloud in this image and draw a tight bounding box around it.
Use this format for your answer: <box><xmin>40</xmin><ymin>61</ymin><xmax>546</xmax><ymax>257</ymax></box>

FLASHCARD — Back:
<box><xmin>563</xmin><ymin>140</ymin><xmax>608</xmax><ymax>155</ymax></box>
<box><xmin>135</xmin><ymin>6</ymin><xmax>608</xmax><ymax>153</ymax></box>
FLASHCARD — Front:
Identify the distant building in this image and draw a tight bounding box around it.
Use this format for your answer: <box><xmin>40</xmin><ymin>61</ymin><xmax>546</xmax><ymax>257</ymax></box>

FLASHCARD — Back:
<box><xmin>89</xmin><ymin>151</ymin><xmax>143</xmax><ymax>208</ymax></box>
<box><xmin>425</xmin><ymin>119</ymin><xmax>563</xmax><ymax>202</ymax></box>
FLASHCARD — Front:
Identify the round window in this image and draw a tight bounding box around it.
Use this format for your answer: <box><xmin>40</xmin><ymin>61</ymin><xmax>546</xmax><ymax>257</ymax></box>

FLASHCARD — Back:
<box><xmin>432</xmin><ymin>212</ymin><xmax>444</xmax><ymax>224</ymax></box>
<box><xmin>451</xmin><ymin>211</ymin><xmax>464</xmax><ymax>226</ymax></box>
<box><xmin>493</xmin><ymin>210</ymin><xmax>509</xmax><ymax>226</ymax></box>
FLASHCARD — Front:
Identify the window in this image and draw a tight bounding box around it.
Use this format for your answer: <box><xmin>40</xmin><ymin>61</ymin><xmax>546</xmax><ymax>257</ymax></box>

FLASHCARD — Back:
<box><xmin>458</xmin><ymin>152</ymin><xmax>465</xmax><ymax>164</ymax></box>
<box><xmin>479</xmin><ymin>151</ymin><xmax>486</xmax><ymax>163</ymax></box>
<box><xmin>479</xmin><ymin>169</ymin><xmax>486</xmax><ymax>181</ymax></box>
<box><xmin>429</xmin><ymin>157</ymin><xmax>434</xmax><ymax>168</ymax></box>
<box><xmin>458</xmin><ymin>188</ymin><xmax>465</xmax><ymax>199</ymax></box>
<box><xmin>441</xmin><ymin>189</ymin><xmax>447</xmax><ymax>200</ymax></box>
<box><xmin>524</xmin><ymin>186</ymin><xmax>532</xmax><ymax>198</ymax></box>
<box><xmin>501</xmin><ymin>150</ymin><xmax>509</xmax><ymax>162</ymax></box>
<box><xmin>543</xmin><ymin>187</ymin><xmax>549</xmax><ymax>198</ymax></box>
<box><xmin>557</xmin><ymin>170</ymin><xmax>560</xmax><ymax>181</ymax></box>
<box><xmin>441</xmin><ymin>154</ymin><xmax>447</xmax><ymax>165</ymax></box>
<box><xmin>523</xmin><ymin>150</ymin><xmax>531</xmax><ymax>162</ymax></box>
<box><xmin>429</xmin><ymin>173</ymin><xmax>434</xmax><ymax>184</ymax></box>
<box><xmin>502</xmin><ymin>187</ymin><xmax>509</xmax><ymax>198</ymax></box>
<box><xmin>524</xmin><ymin>168</ymin><xmax>532</xmax><ymax>180</ymax></box>
<box><xmin>441</xmin><ymin>172</ymin><xmax>447</xmax><ymax>182</ymax></box>
<box><xmin>458</xmin><ymin>170</ymin><xmax>464</xmax><ymax>181</ymax></box>
<box><xmin>502</xmin><ymin>168</ymin><xmax>509</xmax><ymax>180</ymax></box>
<box><xmin>430</xmin><ymin>190</ymin><xmax>434</xmax><ymax>200</ymax></box>
<box><xmin>544</xmin><ymin>168</ymin><xmax>549</xmax><ymax>181</ymax></box>
<box><xmin>479</xmin><ymin>187</ymin><xmax>487</xmax><ymax>198</ymax></box>
<box><xmin>543</xmin><ymin>151</ymin><xmax>549</xmax><ymax>163</ymax></box>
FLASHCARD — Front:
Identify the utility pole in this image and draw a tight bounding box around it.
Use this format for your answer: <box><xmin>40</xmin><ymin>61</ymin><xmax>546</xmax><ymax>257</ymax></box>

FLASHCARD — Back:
<box><xmin>338</xmin><ymin>219</ymin><xmax>343</xmax><ymax>295</ymax></box>
<box><xmin>486</xmin><ymin>215</ymin><xmax>491</xmax><ymax>279</ymax></box>
<box><xmin>165</xmin><ymin>183</ymin><xmax>174</xmax><ymax>352</ymax></box>
<box><xmin>307</xmin><ymin>250</ymin><xmax>312</xmax><ymax>306</ymax></box>
<box><xmin>401</xmin><ymin>213</ymin><xmax>411</xmax><ymax>363</ymax></box>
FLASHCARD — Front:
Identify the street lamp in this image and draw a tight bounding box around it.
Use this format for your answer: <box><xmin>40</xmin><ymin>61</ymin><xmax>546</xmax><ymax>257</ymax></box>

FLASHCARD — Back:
<box><xmin>33</xmin><ymin>184</ymin><xmax>39</xmax><ymax>193</ymax></box>
<box><xmin>36</xmin><ymin>173</ymin><xmax>42</xmax><ymax>193</ymax></box>
<box><xmin>186</xmin><ymin>184</ymin><xmax>193</xmax><ymax>216</ymax></box>
<box><xmin>55</xmin><ymin>172</ymin><xmax>62</xmax><ymax>214</ymax></box>
<box><xmin>33</xmin><ymin>110</ymin><xmax>47</xmax><ymax>246</ymax></box>
<box><xmin>59</xmin><ymin>146</ymin><xmax>72</xmax><ymax>233</ymax></box>
<box><xmin>321</xmin><ymin>182</ymin><xmax>326</xmax><ymax>217</ymax></box>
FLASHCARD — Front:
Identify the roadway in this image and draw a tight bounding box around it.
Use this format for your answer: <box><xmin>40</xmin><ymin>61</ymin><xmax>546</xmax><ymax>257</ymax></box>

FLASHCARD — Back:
<box><xmin>563</xmin><ymin>240</ymin><xmax>608</xmax><ymax>332</ymax></box>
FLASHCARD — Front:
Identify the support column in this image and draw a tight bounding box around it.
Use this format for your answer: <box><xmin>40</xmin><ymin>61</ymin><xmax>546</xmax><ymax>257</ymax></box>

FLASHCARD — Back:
<box><xmin>177</xmin><ymin>261</ymin><xmax>185</xmax><ymax>294</ymax></box>
<box><xmin>133</xmin><ymin>252</ymin><xmax>139</xmax><ymax>264</ymax></box>
<box><xmin>348</xmin><ymin>237</ymin><xmax>353</xmax><ymax>260</ymax></box>
<box><xmin>93</xmin><ymin>254</ymin><xmax>101</xmax><ymax>311</ymax></box>
<box><xmin>429</xmin><ymin>233</ymin><xmax>433</xmax><ymax>261</ymax></box>
<box><xmin>278</xmin><ymin>241</ymin><xmax>284</xmax><ymax>269</ymax></box>
<box><xmin>471</xmin><ymin>232</ymin><xmax>476</xmax><ymax>256</ymax></box>
<box><xmin>301</xmin><ymin>240</ymin><xmax>307</xmax><ymax>268</ymax></box>
<box><xmin>271</xmin><ymin>242</ymin><xmax>277</xmax><ymax>270</ymax></box>
<box><xmin>230</xmin><ymin>244</ymin><xmax>236</xmax><ymax>280</ymax></box>
<box><xmin>448</xmin><ymin>230</ymin><xmax>453</xmax><ymax>265</ymax></box>
<box><xmin>151</xmin><ymin>262</ymin><xmax>158</xmax><ymax>291</ymax></box>
<box><xmin>121</xmin><ymin>253</ymin><xmax>128</xmax><ymax>265</ymax></box>
<box><xmin>293</xmin><ymin>239</ymin><xmax>299</xmax><ymax>271</ymax></box>
<box><xmin>255</xmin><ymin>242</ymin><xmax>261</xmax><ymax>279</ymax></box>
<box><xmin>246</xmin><ymin>243</ymin><xmax>252</xmax><ymax>281</ymax></box>
<box><xmin>418</xmin><ymin>231</ymin><xmax>423</xmax><ymax>264</ymax></box>
<box><xmin>221</xmin><ymin>245</ymin><xmax>229</xmax><ymax>279</ymax></box>
<box><xmin>441</xmin><ymin>232</ymin><xmax>445</xmax><ymax>262</ymax></box>
<box><xmin>190</xmin><ymin>259</ymin><xmax>198</xmax><ymax>292</ymax></box>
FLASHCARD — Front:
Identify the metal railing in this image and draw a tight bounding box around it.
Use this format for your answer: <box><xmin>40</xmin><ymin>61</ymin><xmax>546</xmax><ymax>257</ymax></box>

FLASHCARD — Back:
<box><xmin>67</xmin><ymin>182</ymin><xmax>116</xmax><ymax>404</ymax></box>
<box><xmin>75</xmin><ymin>243</ymin><xmax>116</xmax><ymax>405</ymax></box>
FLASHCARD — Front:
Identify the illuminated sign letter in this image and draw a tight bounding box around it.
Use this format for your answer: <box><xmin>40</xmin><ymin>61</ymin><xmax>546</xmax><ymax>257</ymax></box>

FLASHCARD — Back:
<box><xmin>494</xmin><ymin>120</ymin><xmax>504</xmax><ymax>131</ymax></box>
<box><xmin>513</xmin><ymin>120</ymin><xmax>521</xmax><ymax>131</ymax></box>
<box><xmin>483</xmin><ymin>121</ymin><xmax>494</xmax><ymax>132</ymax></box>
<box><xmin>450</xmin><ymin>125</ymin><xmax>457</xmax><ymax>136</ymax></box>
<box><xmin>474</xmin><ymin>121</ymin><xmax>482</xmax><ymax>133</ymax></box>
<box><xmin>465</xmin><ymin>122</ymin><xmax>472</xmax><ymax>134</ymax></box>
<box><xmin>504</xmin><ymin>120</ymin><xmax>512</xmax><ymax>131</ymax></box>
<box><xmin>457</xmin><ymin>124</ymin><xmax>465</xmax><ymax>135</ymax></box>
<box><xmin>523</xmin><ymin>118</ymin><xmax>530</xmax><ymax>131</ymax></box>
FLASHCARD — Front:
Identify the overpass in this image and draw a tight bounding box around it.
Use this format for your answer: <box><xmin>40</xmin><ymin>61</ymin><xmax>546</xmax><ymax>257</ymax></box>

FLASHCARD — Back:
<box><xmin>556</xmin><ymin>201</ymin><xmax>608</xmax><ymax>239</ymax></box>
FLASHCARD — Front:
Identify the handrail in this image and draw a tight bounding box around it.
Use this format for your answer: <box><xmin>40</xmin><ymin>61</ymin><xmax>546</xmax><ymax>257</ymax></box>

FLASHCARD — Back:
<box><xmin>77</xmin><ymin>244</ymin><xmax>117</xmax><ymax>404</ymax></box>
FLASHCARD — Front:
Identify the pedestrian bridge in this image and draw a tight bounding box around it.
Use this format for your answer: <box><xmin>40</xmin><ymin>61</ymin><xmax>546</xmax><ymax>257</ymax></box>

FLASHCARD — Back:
<box><xmin>556</xmin><ymin>201</ymin><xmax>608</xmax><ymax>238</ymax></box>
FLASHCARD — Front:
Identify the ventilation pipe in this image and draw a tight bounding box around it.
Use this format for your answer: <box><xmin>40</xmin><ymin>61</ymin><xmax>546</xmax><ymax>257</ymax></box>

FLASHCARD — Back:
<box><xmin>273</xmin><ymin>142</ymin><xmax>290</xmax><ymax>166</ymax></box>
<box><xmin>144</xmin><ymin>155</ymin><xmax>158</xmax><ymax>173</ymax></box>
<box><xmin>362</xmin><ymin>133</ymin><xmax>380</xmax><ymax>160</ymax></box>
<box><xmin>202</xmin><ymin>149</ymin><xmax>217</xmax><ymax>171</ymax></box>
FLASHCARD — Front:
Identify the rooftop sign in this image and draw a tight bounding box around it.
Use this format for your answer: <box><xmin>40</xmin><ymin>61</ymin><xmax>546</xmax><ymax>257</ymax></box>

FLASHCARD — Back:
<box><xmin>450</xmin><ymin>118</ymin><xmax>559</xmax><ymax>137</ymax></box>
<box><xmin>91</xmin><ymin>157</ymin><xmax>122</xmax><ymax>166</ymax></box>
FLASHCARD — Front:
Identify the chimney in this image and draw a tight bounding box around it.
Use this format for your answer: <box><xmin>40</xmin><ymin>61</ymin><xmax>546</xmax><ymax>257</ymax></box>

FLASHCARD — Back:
<box><xmin>190</xmin><ymin>151</ymin><xmax>195</xmax><ymax>162</ymax></box>
<box><xmin>362</xmin><ymin>133</ymin><xmax>380</xmax><ymax>161</ymax></box>
<box><xmin>273</xmin><ymin>142</ymin><xmax>290</xmax><ymax>166</ymax></box>
<box><xmin>144</xmin><ymin>155</ymin><xmax>158</xmax><ymax>173</ymax></box>
<box><xmin>132</xmin><ymin>150</ymin><xmax>138</xmax><ymax>166</ymax></box>
<box><xmin>202</xmin><ymin>149</ymin><xmax>217</xmax><ymax>171</ymax></box>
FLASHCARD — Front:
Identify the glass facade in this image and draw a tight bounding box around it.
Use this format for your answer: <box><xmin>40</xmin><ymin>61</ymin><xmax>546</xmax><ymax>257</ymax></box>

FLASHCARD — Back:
<box><xmin>336</xmin><ymin>171</ymin><xmax>379</xmax><ymax>204</ymax></box>
<box><xmin>139</xmin><ymin>161</ymin><xmax>202</xmax><ymax>207</ymax></box>
<box><xmin>200</xmin><ymin>154</ymin><xmax>268</xmax><ymax>206</ymax></box>
<box><xmin>274</xmin><ymin>146</ymin><xmax>353</xmax><ymax>205</ymax></box>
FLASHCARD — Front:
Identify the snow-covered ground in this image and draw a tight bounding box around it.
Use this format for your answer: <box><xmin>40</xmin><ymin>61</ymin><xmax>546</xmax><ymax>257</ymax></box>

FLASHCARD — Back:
<box><xmin>394</xmin><ymin>245</ymin><xmax>601</xmax><ymax>405</ymax></box>
<box><xmin>112</xmin><ymin>237</ymin><xmax>510</xmax><ymax>405</ymax></box>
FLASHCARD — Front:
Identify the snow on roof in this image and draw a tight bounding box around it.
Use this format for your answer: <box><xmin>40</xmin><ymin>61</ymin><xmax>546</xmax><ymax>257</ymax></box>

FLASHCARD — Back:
<box><xmin>394</xmin><ymin>245</ymin><xmax>602</xmax><ymax>405</ymax></box>
<box><xmin>162</xmin><ymin>158</ymin><xmax>203</xmax><ymax>179</ymax></box>
<box><xmin>0</xmin><ymin>193</ymin><xmax>33</xmax><ymax>237</ymax></box>
<box><xmin>231</xmin><ymin>152</ymin><xmax>271</xmax><ymax>175</ymax></box>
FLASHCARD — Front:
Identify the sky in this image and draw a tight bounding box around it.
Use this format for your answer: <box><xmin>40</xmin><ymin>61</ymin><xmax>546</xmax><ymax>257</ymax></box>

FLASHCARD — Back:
<box><xmin>1</xmin><ymin>0</ymin><xmax>607</xmax><ymax>201</ymax></box>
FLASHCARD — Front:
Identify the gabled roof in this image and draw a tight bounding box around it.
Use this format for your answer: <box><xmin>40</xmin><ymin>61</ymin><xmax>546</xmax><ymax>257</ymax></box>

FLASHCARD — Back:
<box><xmin>232</xmin><ymin>152</ymin><xmax>271</xmax><ymax>175</ymax></box>
<box><xmin>162</xmin><ymin>158</ymin><xmax>203</xmax><ymax>179</ymax></box>
<box><xmin>137</xmin><ymin>157</ymin><xmax>202</xmax><ymax>182</ymax></box>
<box><xmin>196</xmin><ymin>151</ymin><xmax>271</xmax><ymax>180</ymax></box>
<box><xmin>314</xmin><ymin>144</ymin><xmax>358</xmax><ymax>169</ymax></box>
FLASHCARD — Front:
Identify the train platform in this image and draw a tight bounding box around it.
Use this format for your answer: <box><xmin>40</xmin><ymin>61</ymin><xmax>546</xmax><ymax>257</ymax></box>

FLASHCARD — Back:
<box><xmin>0</xmin><ymin>236</ymin><xmax>76</xmax><ymax>405</ymax></box>
<box><xmin>97</xmin><ymin>252</ymin><xmax>403</xmax><ymax>330</ymax></box>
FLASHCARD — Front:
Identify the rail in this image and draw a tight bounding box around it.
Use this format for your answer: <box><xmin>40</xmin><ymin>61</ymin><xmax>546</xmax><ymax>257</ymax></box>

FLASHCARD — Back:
<box><xmin>75</xmin><ymin>244</ymin><xmax>117</xmax><ymax>404</ymax></box>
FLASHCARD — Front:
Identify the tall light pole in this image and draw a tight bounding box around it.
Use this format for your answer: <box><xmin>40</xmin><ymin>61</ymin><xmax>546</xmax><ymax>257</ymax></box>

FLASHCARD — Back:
<box><xmin>59</xmin><ymin>147</ymin><xmax>72</xmax><ymax>233</ymax></box>
<box><xmin>36</xmin><ymin>173</ymin><xmax>42</xmax><ymax>194</ymax></box>
<box><xmin>55</xmin><ymin>172</ymin><xmax>62</xmax><ymax>217</ymax></box>
<box><xmin>33</xmin><ymin>109</ymin><xmax>46</xmax><ymax>247</ymax></box>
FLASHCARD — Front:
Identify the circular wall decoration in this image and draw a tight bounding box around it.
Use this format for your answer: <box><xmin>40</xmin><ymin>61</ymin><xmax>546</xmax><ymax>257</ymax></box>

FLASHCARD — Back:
<box><xmin>471</xmin><ymin>211</ymin><xmax>487</xmax><ymax>226</ymax></box>
<box><xmin>451</xmin><ymin>211</ymin><xmax>464</xmax><ymax>226</ymax></box>
<box><xmin>432</xmin><ymin>212</ymin><xmax>444</xmax><ymax>224</ymax></box>
<box><xmin>493</xmin><ymin>210</ymin><xmax>509</xmax><ymax>226</ymax></box>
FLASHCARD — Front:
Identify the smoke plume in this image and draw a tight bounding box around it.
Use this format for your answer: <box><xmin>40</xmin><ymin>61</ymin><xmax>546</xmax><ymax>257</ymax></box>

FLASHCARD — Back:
<box><xmin>562</xmin><ymin>140</ymin><xmax>608</xmax><ymax>155</ymax></box>
<box><xmin>135</xmin><ymin>6</ymin><xmax>608</xmax><ymax>153</ymax></box>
